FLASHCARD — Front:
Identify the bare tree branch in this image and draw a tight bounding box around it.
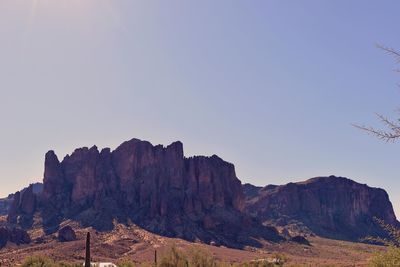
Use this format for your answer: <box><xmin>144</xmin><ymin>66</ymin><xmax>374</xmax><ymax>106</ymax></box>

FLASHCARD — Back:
<box><xmin>355</xmin><ymin>45</ymin><xmax>400</xmax><ymax>141</ymax></box>
<box><xmin>353</xmin><ymin>125</ymin><xmax>400</xmax><ymax>142</ymax></box>
<box><xmin>353</xmin><ymin>113</ymin><xmax>400</xmax><ymax>142</ymax></box>
<box><xmin>377</xmin><ymin>44</ymin><xmax>400</xmax><ymax>63</ymax></box>
<box><xmin>375</xmin><ymin>113</ymin><xmax>400</xmax><ymax>132</ymax></box>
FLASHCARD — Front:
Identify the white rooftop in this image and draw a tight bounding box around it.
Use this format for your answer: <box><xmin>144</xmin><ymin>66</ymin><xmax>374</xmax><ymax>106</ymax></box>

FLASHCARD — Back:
<box><xmin>83</xmin><ymin>263</ymin><xmax>118</xmax><ymax>267</ymax></box>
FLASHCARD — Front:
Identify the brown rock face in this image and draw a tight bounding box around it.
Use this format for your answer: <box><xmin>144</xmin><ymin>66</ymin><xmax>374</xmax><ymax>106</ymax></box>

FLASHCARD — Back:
<box><xmin>9</xmin><ymin>138</ymin><xmax>280</xmax><ymax>247</ymax></box>
<box><xmin>58</xmin><ymin>226</ymin><xmax>77</xmax><ymax>242</ymax></box>
<box><xmin>244</xmin><ymin>176</ymin><xmax>399</xmax><ymax>241</ymax></box>
<box><xmin>9</xmin><ymin>228</ymin><xmax>31</xmax><ymax>245</ymax></box>
<box><xmin>290</xmin><ymin>235</ymin><xmax>311</xmax><ymax>246</ymax></box>
<box><xmin>0</xmin><ymin>228</ymin><xmax>9</xmax><ymax>248</ymax></box>
<box><xmin>7</xmin><ymin>184</ymin><xmax>42</xmax><ymax>228</ymax></box>
<box><xmin>0</xmin><ymin>196</ymin><xmax>13</xmax><ymax>216</ymax></box>
<box><xmin>0</xmin><ymin>227</ymin><xmax>31</xmax><ymax>248</ymax></box>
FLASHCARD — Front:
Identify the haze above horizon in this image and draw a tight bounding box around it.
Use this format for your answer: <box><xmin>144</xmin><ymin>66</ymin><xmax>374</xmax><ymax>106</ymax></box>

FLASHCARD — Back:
<box><xmin>1</xmin><ymin>0</ymin><xmax>400</xmax><ymax>215</ymax></box>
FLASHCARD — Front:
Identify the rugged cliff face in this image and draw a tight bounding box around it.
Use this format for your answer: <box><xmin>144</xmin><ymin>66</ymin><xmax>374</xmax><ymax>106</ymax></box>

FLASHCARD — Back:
<box><xmin>10</xmin><ymin>138</ymin><xmax>395</xmax><ymax>245</ymax></box>
<box><xmin>7</xmin><ymin>183</ymin><xmax>43</xmax><ymax>228</ymax></box>
<box><xmin>244</xmin><ymin>176</ymin><xmax>398</xmax><ymax>241</ymax></box>
<box><xmin>0</xmin><ymin>197</ymin><xmax>13</xmax><ymax>216</ymax></box>
<box><xmin>8</xmin><ymin>138</ymin><xmax>280</xmax><ymax>247</ymax></box>
<box><xmin>0</xmin><ymin>184</ymin><xmax>42</xmax><ymax>217</ymax></box>
<box><xmin>0</xmin><ymin>227</ymin><xmax>31</xmax><ymax>248</ymax></box>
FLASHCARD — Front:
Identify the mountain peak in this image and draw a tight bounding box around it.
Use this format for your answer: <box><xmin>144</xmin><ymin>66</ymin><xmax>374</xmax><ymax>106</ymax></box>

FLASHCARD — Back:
<box><xmin>7</xmin><ymin>137</ymin><xmax>281</xmax><ymax>248</ymax></box>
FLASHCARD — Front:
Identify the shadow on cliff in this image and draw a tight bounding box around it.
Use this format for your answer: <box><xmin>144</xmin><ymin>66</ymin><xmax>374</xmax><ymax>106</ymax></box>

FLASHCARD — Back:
<box><xmin>39</xmin><ymin>205</ymin><xmax>283</xmax><ymax>249</ymax></box>
<box><xmin>244</xmin><ymin>176</ymin><xmax>400</xmax><ymax>243</ymax></box>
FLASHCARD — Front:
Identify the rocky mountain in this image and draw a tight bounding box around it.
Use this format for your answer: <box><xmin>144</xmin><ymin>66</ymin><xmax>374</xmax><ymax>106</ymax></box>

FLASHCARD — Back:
<box><xmin>244</xmin><ymin>176</ymin><xmax>398</xmax><ymax>241</ymax></box>
<box><xmin>7</xmin><ymin>138</ymin><xmax>398</xmax><ymax>246</ymax></box>
<box><xmin>0</xmin><ymin>197</ymin><xmax>13</xmax><ymax>216</ymax></box>
<box><xmin>0</xmin><ymin>183</ymin><xmax>42</xmax><ymax>216</ymax></box>
<box><xmin>7</xmin><ymin>138</ymin><xmax>281</xmax><ymax>248</ymax></box>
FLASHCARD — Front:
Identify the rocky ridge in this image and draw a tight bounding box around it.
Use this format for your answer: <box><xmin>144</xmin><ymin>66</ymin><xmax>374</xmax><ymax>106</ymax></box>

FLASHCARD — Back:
<box><xmin>0</xmin><ymin>197</ymin><xmax>13</xmax><ymax>217</ymax></box>
<box><xmin>6</xmin><ymin>138</ymin><xmax>398</xmax><ymax>246</ymax></box>
<box><xmin>0</xmin><ymin>183</ymin><xmax>42</xmax><ymax>216</ymax></box>
<box><xmin>7</xmin><ymin>138</ymin><xmax>281</xmax><ymax>248</ymax></box>
<box><xmin>244</xmin><ymin>176</ymin><xmax>398</xmax><ymax>241</ymax></box>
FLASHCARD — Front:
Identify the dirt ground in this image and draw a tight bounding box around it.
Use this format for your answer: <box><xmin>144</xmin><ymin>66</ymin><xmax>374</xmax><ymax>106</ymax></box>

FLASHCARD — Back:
<box><xmin>0</xmin><ymin>222</ymin><xmax>385</xmax><ymax>266</ymax></box>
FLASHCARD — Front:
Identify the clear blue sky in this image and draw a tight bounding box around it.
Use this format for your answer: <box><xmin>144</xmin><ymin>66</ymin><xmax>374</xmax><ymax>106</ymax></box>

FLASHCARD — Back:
<box><xmin>1</xmin><ymin>0</ymin><xmax>400</xmax><ymax>214</ymax></box>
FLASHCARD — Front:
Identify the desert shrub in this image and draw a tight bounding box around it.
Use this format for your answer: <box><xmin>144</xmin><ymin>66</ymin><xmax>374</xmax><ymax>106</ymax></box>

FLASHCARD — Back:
<box><xmin>21</xmin><ymin>255</ymin><xmax>58</xmax><ymax>267</ymax></box>
<box><xmin>239</xmin><ymin>262</ymin><xmax>274</xmax><ymax>267</ymax></box>
<box><xmin>58</xmin><ymin>263</ymin><xmax>81</xmax><ymax>267</ymax></box>
<box><xmin>270</xmin><ymin>254</ymin><xmax>288</xmax><ymax>266</ymax></box>
<box><xmin>118</xmin><ymin>260</ymin><xmax>136</xmax><ymax>267</ymax></box>
<box><xmin>157</xmin><ymin>246</ymin><xmax>288</xmax><ymax>267</ymax></box>
<box><xmin>158</xmin><ymin>246</ymin><xmax>231</xmax><ymax>267</ymax></box>
<box><xmin>20</xmin><ymin>256</ymin><xmax>81</xmax><ymax>267</ymax></box>
<box><xmin>365</xmin><ymin>218</ymin><xmax>400</xmax><ymax>266</ymax></box>
<box><xmin>189</xmin><ymin>248</ymin><xmax>218</xmax><ymax>267</ymax></box>
<box><xmin>159</xmin><ymin>246</ymin><xmax>189</xmax><ymax>267</ymax></box>
<box><xmin>20</xmin><ymin>249</ymin><xmax>288</xmax><ymax>267</ymax></box>
<box><xmin>369</xmin><ymin>246</ymin><xmax>400</xmax><ymax>267</ymax></box>
<box><xmin>236</xmin><ymin>254</ymin><xmax>287</xmax><ymax>267</ymax></box>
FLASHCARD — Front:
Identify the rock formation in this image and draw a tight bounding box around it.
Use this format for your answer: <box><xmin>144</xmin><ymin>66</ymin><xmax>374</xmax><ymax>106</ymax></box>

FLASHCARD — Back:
<box><xmin>290</xmin><ymin>235</ymin><xmax>311</xmax><ymax>246</ymax></box>
<box><xmin>7</xmin><ymin>184</ymin><xmax>42</xmax><ymax>228</ymax></box>
<box><xmin>8</xmin><ymin>138</ymin><xmax>281</xmax><ymax>248</ymax></box>
<box><xmin>9</xmin><ymin>137</ymin><xmax>396</xmax><ymax>245</ymax></box>
<box><xmin>0</xmin><ymin>196</ymin><xmax>13</xmax><ymax>216</ymax></box>
<box><xmin>0</xmin><ymin>184</ymin><xmax>42</xmax><ymax>216</ymax></box>
<box><xmin>0</xmin><ymin>227</ymin><xmax>9</xmax><ymax>248</ymax></box>
<box><xmin>0</xmin><ymin>227</ymin><xmax>31</xmax><ymax>248</ymax></box>
<box><xmin>58</xmin><ymin>226</ymin><xmax>77</xmax><ymax>242</ymax></box>
<box><xmin>244</xmin><ymin>176</ymin><xmax>398</xmax><ymax>241</ymax></box>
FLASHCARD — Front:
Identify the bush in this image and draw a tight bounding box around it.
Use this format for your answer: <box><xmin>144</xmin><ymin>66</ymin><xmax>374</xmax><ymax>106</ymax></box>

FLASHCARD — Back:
<box><xmin>21</xmin><ymin>256</ymin><xmax>57</xmax><ymax>267</ymax></box>
<box><xmin>19</xmin><ymin>250</ymin><xmax>288</xmax><ymax>267</ymax></box>
<box><xmin>369</xmin><ymin>246</ymin><xmax>400</xmax><ymax>267</ymax></box>
<box><xmin>365</xmin><ymin>218</ymin><xmax>400</xmax><ymax>266</ymax></box>
<box><xmin>21</xmin><ymin>255</ymin><xmax>81</xmax><ymax>267</ymax></box>
<box><xmin>237</xmin><ymin>254</ymin><xmax>287</xmax><ymax>267</ymax></box>
<box><xmin>189</xmin><ymin>249</ymin><xmax>217</xmax><ymax>267</ymax></box>
<box><xmin>159</xmin><ymin>246</ymin><xmax>189</xmax><ymax>267</ymax></box>
<box><xmin>158</xmin><ymin>247</ymin><xmax>287</xmax><ymax>267</ymax></box>
<box><xmin>117</xmin><ymin>260</ymin><xmax>136</xmax><ymax>267</ymax></box>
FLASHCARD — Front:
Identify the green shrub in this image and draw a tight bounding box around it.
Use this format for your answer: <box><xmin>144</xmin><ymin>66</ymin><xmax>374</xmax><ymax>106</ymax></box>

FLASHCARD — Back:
<box><xmin>365</xmin><ymin>218</ymin><xmax>400</xmax><ymax>267</ymax></box>
<box><xmin>159</xmin><ymin>246</ymin><xmax>189</xmax><ymax>267</ymax></box>
<box><xmin>19</xmin><ymin>250</ymin><xmax>289</xmax><ymax>267</ymax></box>
<box><xmin>21</xmin><ymin>255</ymin><xmax>58</xmax><ymax>267</ymax></box>
<box><xmin>369</xmin><ymin>246</ymin><xmax>400</xmax><ymax>267</ymax></box>
<box><xmin>117</xmin><ymin>260</ymin><xmax>136</xmax><ymax>267</ymax></box>
<box><xmin>189</xmin><ymin>248</ymin><xmax>217</xmax><ymax>267</ymax></box>
<box><xmin>157</xmin><ymin>247</ymin><xmax>286</xmax><ymax>267</ymax></box>
<box><xmin>20</xmin><ymin>255</ymin><xmax>81</xmax><ymax>267</ymax></box>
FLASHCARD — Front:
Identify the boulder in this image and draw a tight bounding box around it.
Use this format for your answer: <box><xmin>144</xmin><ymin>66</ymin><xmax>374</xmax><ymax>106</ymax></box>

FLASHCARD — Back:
<box><xmin>0</xmin><ymin>227</ymin><xmax>31</xmax><ymax>248</ymax></box>
<box><xmin>9</xmin><ymin>228</ymin><xmax>31</xmax><ymax>245</ymax></box>
<box><xmin>58</xmin><ymin>226</ymin><xmax>76</xmax><ymax>242</ymax></box>
<box><xmin>290</xmin><ymin>235</ymin><xmax>311</xmax><ymax>246</ymax></box>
